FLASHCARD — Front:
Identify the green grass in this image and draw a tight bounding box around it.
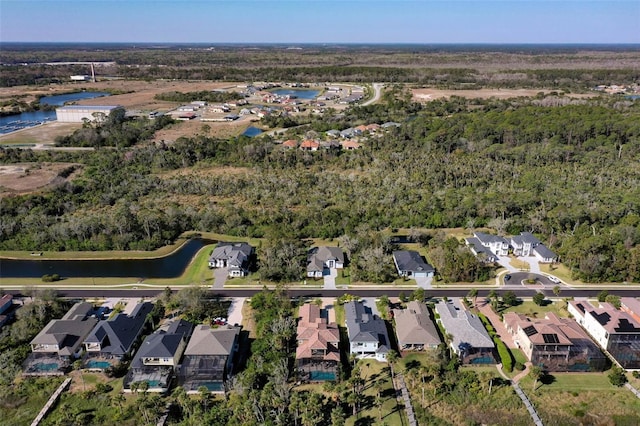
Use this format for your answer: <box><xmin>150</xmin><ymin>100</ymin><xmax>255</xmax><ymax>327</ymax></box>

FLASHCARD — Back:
<box><xmin>520</xmin><ymin>372</ymin><xmax>616</xmax><ymax>391</ymax></box>
<box><xmin>511</xmin><ymin>348</ymin><xmax>528</xmax><ymax>367</ymax></box>
<box><xmin>345</xmin><ymin>360</ymin><xmax>406</xmax><ymax>426</ymax></box>
<box><xmin>505</xmin><ymin>300</ymin><xmax>569</xmax><ymax>318</ymax></box>
<box><xmin>335</xmin><ymin>267</ymin><xmax>351</xmax><ymax>286</ymax></box>
<box><xmin>334</xmin><ymin>302</ymin><xmax>346</xmax><ymax>326</ymax></box>
<box><xmin>0</xmin><ymin>377</ymin><xmax>65</xmax><ymax>426</ymax></box>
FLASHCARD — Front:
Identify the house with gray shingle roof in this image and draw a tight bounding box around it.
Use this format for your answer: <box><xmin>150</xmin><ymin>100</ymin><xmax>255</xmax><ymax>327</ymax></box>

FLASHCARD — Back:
<box><xmin>307</xmin><ymin>246</ymin><xmax>345</xmax><ymax>278</ymax></box>
<box><xmin>533</xmin><ymin>244</ymin><xmax>557</xmax><ymax>263</ymax></box>
<box><xmin>435</xmin><ymin>299</ymin><xmax>495</xmax><ymax>364</ymax></box>
<box><xmin>510</xmin><ymin>232</ymin><xmax>541</xmax><ymax>256</ymax></box>
<box><xmin>345</xmin><ymin>301</ymin><xmax>390</xmax><ymax>362</ymax></box>
<box><xmin>178</xmin><ymin>324</ymin><xmax>240</xmax><ymax>393</ymax></box>
<box><xmin>25</xmin><ymin>302</ymin><xmax>99</xmax><ymax>375</ymax></box>
<box><xmin>83</xmin><ymin>302</ymin><xmax>154</xmax><ymax>368</ymax></box>
<box><xmin>124</xmin><ymin>318</ymin><xmax>193</xmax><ymax>393</ymax></box>
<box><xmin>392</xmin><ymin>250</ymin><xmax>434</xmax><ymax>278</ymax></box>
<box><xmin>208</xmin><ymin>242</ymin><xmax>254</xmax><ymax>277</ymax></box>
<box><xmin>393</xmin><ymin>301</ymin><xmax>441</xmax><ymax>351</ymax></box>
<box><xmin>464</xmin><ymin>237</ymin><xmax>498</xmax><ymax>262</ymax></box>
<box><xmin>473</xmin><ymin>232</ymin><xmax>509</xmax><ymax>256</ymax></box>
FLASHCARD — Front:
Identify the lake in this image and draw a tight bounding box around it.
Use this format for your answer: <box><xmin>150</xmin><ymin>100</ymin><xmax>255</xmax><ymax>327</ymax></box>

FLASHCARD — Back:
<box><xmin>242</xmin><ymin>126</ymin><xmax>263</xmax><ymax>137</ymax></box>
<box><xmin>0</xmin><ymin>91</ymin><xmax>110</xmax><ymax>135</ymax></box>
<box><xmin>270</xmin><ymin>89</ymin><xmax>320</xmax><ymax>100</ymax></box>
<box><xmin>0</xmin><ymin>238</ymin><xmax>214</xmax><ymax>279</ymax></box>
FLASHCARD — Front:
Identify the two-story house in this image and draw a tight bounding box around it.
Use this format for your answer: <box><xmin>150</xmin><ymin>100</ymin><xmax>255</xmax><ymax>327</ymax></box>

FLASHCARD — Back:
<box><xmin>510</xmin><ymin>232</ymin><xmax>541</xmax><ymax>256</ymax></box>
<box><xmin>568</xmin><ymin>299</ymin><xmax>640</xmax><ymax>370</ymax></box>
<box><xmin>124</xmin><ymin>319</ymin><xmax>193</xmax><ymax>393</ymax></box>
<box><xmin>83</xmin><ymin>302</ymin><xmax>154</xmax><ymax>369</ymax></box>
<box><xmin>208</xmin><ymin>242</ymin><xmax>254</xmax><ymax>277</ymax></box>
<box><xmin>473</xmin><ymin>232</ymin><xmax>509</xmax><ymax>257</ymax></box>
<box><xmin>178</xmin><ymin>324</ymin><xmax>240</xmax><ymax>393</ymax></box>
<box><xmin>345</xmin><ymin>301</ymin><xmax>390</xmax><ymax>362</ymax></box>
<box><xmin>503</xmin><ymin>312</ymin><xmax>606</xmax><ymax>371</ymax></box>
<box><xmin>25</xmin><ymin>302</ymin><xmax>98</xmax><ymax>375</ymax></box>
<box><xmin>296</xmin><ymin>303</ymin><xmax>340</xmax><ymax>381</ymax></box>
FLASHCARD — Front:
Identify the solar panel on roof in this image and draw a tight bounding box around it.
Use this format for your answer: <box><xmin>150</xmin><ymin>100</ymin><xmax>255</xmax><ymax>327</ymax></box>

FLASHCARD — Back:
<box><xmin>523</xmin><ymin>325</ymin><xmax>537</xmax><ymax>337</ymax></box>
<box><xmin>542</xmin><ymin>334</ymin><xmax>560</xmax><ymax>344</ymax></box>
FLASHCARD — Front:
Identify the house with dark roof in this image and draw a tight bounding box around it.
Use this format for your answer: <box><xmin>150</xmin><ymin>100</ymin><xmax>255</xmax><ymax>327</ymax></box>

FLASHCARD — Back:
<box><xmin>464</xmin><ymin>237</ymin><xmax>498</xmax><ymax>263</ymax></box>
<box><xmin>568</xmin><ymin>300</ymin><xmax>640</xmax><ymax>369</ymax></box>
<box><xmin>25</xmin><ymin>302</ymin><xmax>98</xmax><ymax>375</ymax></box>
<box><xmin>345</xmin><ymin>301</ymin><xmax>390</xmax><ymax>362</ymax></box>
<box><xmin>178</xmin><ymin>324</ymin><xmax>240</xmax><ymax>393</ymax></box>
<box><xmin>83</xmin><ymin>302</ymin><xmax>154</xmax><ymax>369</ymax></box>
<box><xmin>124</xmin><ymin>319</ymin><xmax>193</xmax><ymax>393</ymax></box>
<box><xmin>533</xmin><ymin>244</ymin><xmax>557</xmax><ymax>263</ymax></box>
<box><xmin>208</xmin><ymin>242</ymin><xmax>254</xmax><ymax>277</ymax></box>
<box><xmin>393</xmin><ymin>301</ymin><xmax>441</xmax><ymax>351</ymax></box>
<box><xmin>503</xmin><ymin>312</ymin><xmax>606</xmax><ymax>371</ymax></box>
<box><xmin>307</xmin><ymin>246</ymin><xmax>345</xmax><ymax>278</ymax></box>
<box><xmin>473</xmin><ymin>232</ymin><xmax>509</xmax><ymax>257</ymax></box>
<box><xmin>435</xmin><ymin>299</ymin><xmax>495</xmax><ymax>364</ymax></box>
<box><xmin>510</xmin><ymin>232</ymin><xmax>541</xmax><ymax>256</ymax></box>
<box><xmin>392</xmin><ymin>250</ymin><xmax>434</xmax><ymax>278</ymax></box>
<box><xmin>296</xmin><ymin>303</ymin><xmax>340</xmax><ymax>381</ymax></box>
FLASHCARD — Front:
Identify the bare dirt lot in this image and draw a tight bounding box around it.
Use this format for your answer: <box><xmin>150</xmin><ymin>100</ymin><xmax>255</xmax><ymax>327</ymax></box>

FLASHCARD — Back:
<box><xmin>412</xmin><ymin>88</ymin><xmax>598</xmax><ymax>101</ymax></box>
<box><xmin>0</xmin><ymin>162</ymin><xmax>80</xmax><ymax>195</ymax></box>
<box><xmin>0</xmin><ymin>121</ymin><xmax>82</xmax><ymax>145</ymax></box>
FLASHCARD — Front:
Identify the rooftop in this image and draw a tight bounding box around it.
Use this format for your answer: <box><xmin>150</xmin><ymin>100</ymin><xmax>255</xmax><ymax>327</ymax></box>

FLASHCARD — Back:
<box><xmin>435</xmin><ymin>299</ymin><xmax>494</xmax><ymax>350</ymax></box>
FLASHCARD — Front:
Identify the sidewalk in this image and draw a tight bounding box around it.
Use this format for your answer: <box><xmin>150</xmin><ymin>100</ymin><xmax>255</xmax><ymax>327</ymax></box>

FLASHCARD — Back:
<box><xmin>477</xmin><ymin>300</ymin><xmax>518</xmax><ymax>349</ymax></box>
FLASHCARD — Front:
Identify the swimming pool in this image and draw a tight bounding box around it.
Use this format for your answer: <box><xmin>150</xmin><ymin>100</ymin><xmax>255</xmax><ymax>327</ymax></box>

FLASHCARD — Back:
<box><xmin>309</xmin><ymin>371</ymin><xmax>336</xmax><ymax>381</ymax></box>
<box><xmin>33</xmin><ymin>362</ymin><xmax>59</xmax><ymax>372</ymax></box>
<box><xmin>86</xmin><ymin>360</ymin><xmax>111</xmax><ymax>369</ymax></box>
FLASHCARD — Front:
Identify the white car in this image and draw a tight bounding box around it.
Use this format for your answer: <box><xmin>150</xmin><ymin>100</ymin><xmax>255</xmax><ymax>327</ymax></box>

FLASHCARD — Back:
<box><xmin>548</xmin><ymin>276</ymin><xmax>561</xmax><ymax>284</ymax></box>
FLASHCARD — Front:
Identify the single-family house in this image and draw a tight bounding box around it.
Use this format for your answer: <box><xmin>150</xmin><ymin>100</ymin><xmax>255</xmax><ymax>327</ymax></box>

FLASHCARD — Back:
<box><xmin>621</xmin><ymin>298</ymin><xmax>640</xmax><ymax>324</ymax></box>
<box><xmin>464</xmin><ymin>237</ymin><xmax>499</xmax><ymax>262</ymax></box>
<box><xmin>381</xmin><ymin>122</ymin><xmax>401</xmax><ymax>129</ymax></box>
<box><xmin>25</xmin><ymin>302</ymin><xmax>98</xmax><ymax>375</ymax></box>
<box><xmin>503</xmin><ymin>312</ymin><xmax>606</xmax><ymax>371</ymax></box>
<box><xmin>393</xmin><ymin>301</ymin><xmax>441</xmax><ymax>351</ymax></box>
<box><xmin>568</xmin><ymin>300</ymin><xmax>640</xmax><ymax>369</ymax></box>
<box><xmin>473</xmin><ymin>232</ymin><xmax>509</xmax><ymax>257</ymax></box>
<box><xmin>83</xmin><ymin>302</ymin><xmax>154</xmax><ymax>369</ymax></box>
<box><xmin>345</xmin><ymin>301</ymin><xmax>390</xmax><ymax>362</ymax></box>
<box><xmin>320</xmin><ymin>140</ymin><xmax>341</xmax><ymax>150</ymax></box>
<box><xmin>366</xmin><ymin>123</ymin><xmax>381</xmax><ymax>132</ymax></box>
<box><xmin>208</xmin><ymin>242</ymin><xmax>254</xmax><ymax>277</ymax></box>
<box><xmin>435</xmin><ymin>299</ymin><xmax>495</xmax><ymax>364</ymax></box>
<box><xmin>392</xmin><ymin>250</ymin><xmax>435</xmax><ymax>278</ymax></box>
<box><xmin>282</xmin><ymin>139</ymin><xmax>298</xmax><ymax>149</ymax></box>
<box><xmin>533</xmin><ymin>245</ymin><xmax>557</xmax><ymax>263</ymax></box>
<box><xmin>307</xmin><ymin>246</ymin><xmax>345</xmax><ymax>278</ymax></box>
<box><xmin>296</xmin><ymin>303</ymin><xmax>340</xmax><ymax>381</ymax></box>
<box><xmin>178</xmin><ymin>324</ymin><xmax>240</xmax><ymax>393</ymax></box>
<box><xmin>341</xmin><ymin>140</ymin><xmax>361</xmax><ymax>150</ymax></box>
<box><xmin>124</xmin><ymin>319</ymin><xmax>193</xmax><ymax>393</ymax></box>
<box><xmin>325</xmin><ymin>129</ymin><xmax>341</xmax><ymax>138</ymax></box>
<box><xmin>300</xmin><ymin>140</ymin><xmax>320</xmax><ymax>151</ymax></box>
<box><xmin>510</xmin><ymin>232</ymin><xmax>541</xmax><ymax>256</ymax></box>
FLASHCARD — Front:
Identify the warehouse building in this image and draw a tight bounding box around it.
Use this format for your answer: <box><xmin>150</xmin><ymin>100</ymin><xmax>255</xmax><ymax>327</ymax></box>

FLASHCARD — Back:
<box><xmin>56</xmin><ymin>105</ymin><xmax>123</xmax><ymax>123</ymax></box>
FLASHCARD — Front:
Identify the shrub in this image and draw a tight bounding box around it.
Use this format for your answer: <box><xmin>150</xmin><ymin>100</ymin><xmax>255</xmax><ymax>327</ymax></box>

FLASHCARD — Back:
<box><xmin>608</xmin><ymin>367</ymin><xmax>627</xmax><ymax>386</ymax></box>
<box><xmin>495</xmin><ymin>338</ymin><xmax>513</xmax><ymax>373</ymax></box>
<box><xmin>41</xmin><ymin>274</ymin><xmax>61</xmax><ymax>282</ymax></box>
<box><xmin>515</xmin><ymin>362</ymin><xmax>525</xmax><ymax>371</ymax></box>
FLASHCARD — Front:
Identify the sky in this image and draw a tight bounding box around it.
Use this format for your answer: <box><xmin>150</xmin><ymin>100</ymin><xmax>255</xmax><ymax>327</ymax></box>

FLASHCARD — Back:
<box><xmin>1</xmin><ymin>0</ymin><xmax>639</xmax><ymax>44</ymax></box>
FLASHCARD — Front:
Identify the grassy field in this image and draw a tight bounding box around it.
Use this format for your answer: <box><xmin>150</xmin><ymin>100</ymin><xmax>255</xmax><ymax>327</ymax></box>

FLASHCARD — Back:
<box><xmin>504</xmin><ymin>300</ymin><xmax>570</xmax><ymax>318</ymax></box>
<box><xmin>346</xmin><ymin>359</ymin><xmax>406</xmax><ymax>426</ymax></box>
<box><xmin>0</xmin><ymin>377</ymin><xmax>65</xmax><ymax>426</ymax></box>
<box><xmin>518</xmin><ymin>372</ymin><xmax>640</xmax><ymax>425</ymax></box>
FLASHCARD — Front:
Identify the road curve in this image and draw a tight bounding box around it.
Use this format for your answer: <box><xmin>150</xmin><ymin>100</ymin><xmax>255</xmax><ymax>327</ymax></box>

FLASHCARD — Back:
<box><xmin>362</xmin><ymin>83</ymin><xmax>384</xmax><ymax>106</ymax></box>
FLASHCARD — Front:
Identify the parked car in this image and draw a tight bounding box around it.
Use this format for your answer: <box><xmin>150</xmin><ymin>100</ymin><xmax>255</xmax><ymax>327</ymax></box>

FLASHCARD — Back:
<box><xmin>504</xmin><ymin>274</ymin><xmax>512</xmax><ymax>281</ymax></box>
<box><xmin>548</xmin><ymin>276</ymin><xmax>561</xmax><ymax>284</ymax></box>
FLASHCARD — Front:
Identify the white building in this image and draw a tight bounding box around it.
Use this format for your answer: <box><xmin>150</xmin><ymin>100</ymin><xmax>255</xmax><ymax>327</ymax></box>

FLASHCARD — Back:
<box><xmin>56</xmin><ymin>105</ymin><xmax>122</xmax><ymax>123</ymax></box>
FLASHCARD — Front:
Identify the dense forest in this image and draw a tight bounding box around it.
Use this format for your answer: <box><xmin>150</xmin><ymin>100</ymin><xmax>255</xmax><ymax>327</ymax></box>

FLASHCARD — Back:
<box><xmin>2</xmin><ymin>88</ymin><xmax>640</xmax><ymax>282</ymax></box>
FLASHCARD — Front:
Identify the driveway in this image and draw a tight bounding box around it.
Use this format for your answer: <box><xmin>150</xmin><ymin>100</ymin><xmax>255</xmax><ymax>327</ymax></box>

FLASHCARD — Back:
<box><xmin>361</xmin><ymin>297</ymin><xmax>381</xmax><ymax>318</ymax></box>
<box><xmin>226</xmin><ymin>297</ymin><xmax>245</xmax><ymax>327</ymax></box>
<box><xmin>212</xmin><ymin>268</ymin><xmax>228</xmax><ymax>289</ymax></box>
<box><xmin>324</xmin><ymin>268</ymin><xmax>337</xmax><ymax>290</ymax></box>
<box><xmin>518</xmin><ymin>256</ymin><xmax>541</xmax><ymax>274</ymax></box>
<box><xmin>362</xmin><ymin>83</ymin><xmax>384</xmax><ymax>106</ymax></box>
<box><xmin>415</xmin><ymin>276</ymin><xmax>432</xmax><ymax>289</ymax></box>
<box><xmin>496</xmin><ymin>255</ymin><xmax>518</xmax><ymax>273</ymax></box>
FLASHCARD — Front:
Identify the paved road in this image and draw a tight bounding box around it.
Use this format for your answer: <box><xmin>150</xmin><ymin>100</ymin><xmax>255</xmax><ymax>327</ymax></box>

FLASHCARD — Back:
<box><xmin>503</xmin><ymin>272</ymin><xmax>556</xmax><ymax>287</ymax></box>
<box><xmin>362</xmin><ymin>83</ymin><xmax>384</xmax><ymax>106</ymax></box>
<box><xmin>7</xmin><ymin>288</ymin><xmax>640</xmax><ymax>299</ymax></box>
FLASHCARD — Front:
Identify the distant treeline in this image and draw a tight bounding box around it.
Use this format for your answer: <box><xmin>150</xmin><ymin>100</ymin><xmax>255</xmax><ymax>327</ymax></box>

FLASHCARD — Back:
<box><xmin>154</xmin><ymin>90</ymin><xmax>241</xmax><ymax>103</ymax></box>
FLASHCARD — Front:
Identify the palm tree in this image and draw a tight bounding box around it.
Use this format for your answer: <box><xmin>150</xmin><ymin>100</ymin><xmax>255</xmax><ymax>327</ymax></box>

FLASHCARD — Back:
<box><xmin>468</xmin><ymin>288</ymin><xmax>478</xmax><ymax>308</ymax></box>
<box><xmin>553</xmin><ymin>285</ymin><xmax>561</xmax><ymax>297</ymax></box>
<box><xmin>386</xmin><ymin>350</ymin><xmax>398</xmax><ymax>380</ymax></box>
<box><xmin>530</xmin><ymin>365</ymin><xmax>544</xmax><ymax>391</ymax></box>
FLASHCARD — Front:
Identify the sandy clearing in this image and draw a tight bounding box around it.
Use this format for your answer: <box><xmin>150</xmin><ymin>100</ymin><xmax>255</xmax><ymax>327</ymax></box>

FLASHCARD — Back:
<box><xmin>412</xmin><ymin>88</ymin><xmax>597</xmax><ymax>101</ymax></box>
<box><xmin>0</xmin><ymin>162</ymin><xmax>80</xmax><ymax>195</ymax></box>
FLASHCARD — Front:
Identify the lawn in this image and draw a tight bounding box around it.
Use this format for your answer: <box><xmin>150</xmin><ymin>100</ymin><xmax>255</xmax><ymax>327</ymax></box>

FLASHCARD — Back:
<box><xmin>539</xmin><ymin>263</ymin><xmax>584</xmax><ymax>285</ymax></box>
<box><xmin>504</xmin><ymin>300</ymin><xmax>570</xmax><ymax>318</ymax></box>
<box><xmin>345</xmin><ymin>359</ymin><xmax>406</xmax><ymax>426</ymax></box>
<box><xmin>509</xmin><ymin>257</ymin><xmax>531</xmax><ymax>271</ymax></box>
<box><xmin>0</xmin><ymin>377</ymin><xmax>64</xmax><ymax>426</ymax></box>
<box><xmin>518</xmin><ymin>372</ymin><xmax>640</xmax><ymax>425</ymax></box>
